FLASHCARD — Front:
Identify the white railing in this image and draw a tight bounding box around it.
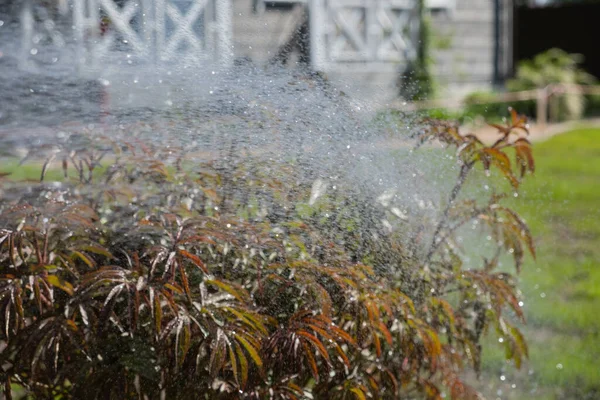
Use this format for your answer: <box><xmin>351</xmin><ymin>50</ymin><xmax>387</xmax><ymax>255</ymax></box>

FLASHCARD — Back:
<box><xmin>19</xmin><ymin>0</ymin><xmax>233</xmax><ymax>72</ymax></box>
<box><xmin>310</xmin><ymin>0</ymin><xmax>419</xmax><ymax>72</ymax></box>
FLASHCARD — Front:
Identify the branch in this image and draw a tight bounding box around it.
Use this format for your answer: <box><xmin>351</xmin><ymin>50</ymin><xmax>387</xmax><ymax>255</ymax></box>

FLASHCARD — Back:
<box><xmin>424</xmin><ymin>161</ymin><xmax>474</xmax><ymax>264</ymax></box>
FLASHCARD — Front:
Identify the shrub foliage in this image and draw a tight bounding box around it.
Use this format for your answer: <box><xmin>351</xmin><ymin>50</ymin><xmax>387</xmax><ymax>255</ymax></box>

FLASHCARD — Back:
<box><xmin>0</xmin><ymin>111</ymin><xmax>535</xmax><ymax>399</ymax></box>
<box><xmin>508</xmin><ymin>48</ymin><xmax>596</xmax><ymax>121</ymax></box>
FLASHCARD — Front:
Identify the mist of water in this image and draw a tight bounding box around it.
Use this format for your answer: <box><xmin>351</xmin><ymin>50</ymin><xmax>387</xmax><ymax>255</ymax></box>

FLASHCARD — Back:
<box><xmin>0</xmin><ymin>7</ymin><xmax>463</xmax><ymax>265</ymax></box>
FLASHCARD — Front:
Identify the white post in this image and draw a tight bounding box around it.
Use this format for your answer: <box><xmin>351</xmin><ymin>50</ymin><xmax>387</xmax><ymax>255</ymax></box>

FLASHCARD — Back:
<box><xmin>215</xmin><ymin>0</ymin><xmax>233</xmax><ymax>67</ymax></box>
<box><xmin>58</xmin><ymin>0</ymin><xmax>69</xmax><ymax>16</ymax></box>
<box><xmin>87</xmin><ymin>0</ymin><xmax>102</xmax><ymax>68</ymax></box>
<box><xmin>19</xmin><ymin>0</ymin><xmax>34</xmax><ymax>71</ymax></box>
<box><xmin>89</xmin><ymin>0</ymin><xmax>100</xmax><ymax>36</ymax></box>
<box><xmin>366</xmin><ymin>1</ymin><xmax>378</xmax><ymax>61</ymax></box>
<box><xmin>205</xmin><ymin>0</ymin><xmax>215</xmax><ymax>60</ymax></box>
<box><xmin>537</xmin><ymin>87</ymin><xmax>548</xmax><ymax>130</ymax></box>
<box><xmin>73</xmin><ymin>0</ymin><xmax>86</xmax><ymax>71</ymax></box>
<box><xmin>309</xmin><ymin>0</ymin><xmax>327</xmax><ymax>71</ymax></box>
<box><xmin>141</xmin><ymin>0</ymin><xmax>154</xmax><ymax>60</ymax></box>
<box><xmin>155</xmin><ymin>0</ymin><xmax>166</xmax><ymax>61</ymax></box>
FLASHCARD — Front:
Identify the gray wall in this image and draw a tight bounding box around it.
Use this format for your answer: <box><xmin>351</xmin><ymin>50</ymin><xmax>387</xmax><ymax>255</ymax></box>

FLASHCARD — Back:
<box><xmin>233</xmin><ymin>0</ymin><xmax>512</xmax><ymax>101</ymax></box>
<box><xmin>430</xmin><ymin>0</ymin><xmax>512</xmax><ymax>97</ymax></box>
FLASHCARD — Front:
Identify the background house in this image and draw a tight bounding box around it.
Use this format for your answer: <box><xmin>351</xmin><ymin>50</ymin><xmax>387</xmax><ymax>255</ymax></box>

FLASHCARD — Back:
<box><xmin>230</xmin><ymin>0</ymin><xmax>514</xmax><ymax>101</ymax></box>
<box><xmin>1</xmin><ymin>0</ymin><xmax>513</xmax><ymax>104</ymax></box>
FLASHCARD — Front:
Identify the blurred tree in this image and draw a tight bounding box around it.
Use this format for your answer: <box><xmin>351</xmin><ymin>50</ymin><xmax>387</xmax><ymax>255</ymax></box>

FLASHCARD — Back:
<box><xmin>398</xmin><ymin>0</ymin><xmax>434</xmax><ymax>101</ymax></box>
<box><xmin>508</xmin><ymin>48</ymin><xmax>596</xmax><ymax>120</ymax></box>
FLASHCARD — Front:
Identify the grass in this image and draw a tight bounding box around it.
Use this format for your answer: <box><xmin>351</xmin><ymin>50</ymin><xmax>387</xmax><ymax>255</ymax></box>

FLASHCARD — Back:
<box><xmin>0</xmin><ymin>160</ymin><xmax>66</xmax><ymax>182</ymax></box>
<box><xmin>476</xmin><ymin>127</ymin><xmax>600</xmax><ymax>399</ymax></box>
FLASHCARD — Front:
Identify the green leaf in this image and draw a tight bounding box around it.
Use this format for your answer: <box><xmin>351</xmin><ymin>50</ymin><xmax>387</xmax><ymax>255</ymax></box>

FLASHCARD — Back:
<box><xmin>71</xmin><ymin>251</ymin><xmax>97</xmax><ymax>269</ymax></box>
<box><xmin>235</xmin><ymin>342</ymin><xmax>249</xmax><ymax>388</ymax></box>
<box><xmin>206</xmin><ymin>279</ymin><xmax>250</xmax><ymax>303</ymax></box>
<box><xmin>350</xmin><ymin>387</ymin><xmax>367</xmax><ymax>400</ymax></box>
<box><xmin>234</xmin><ymin>333</ymin><xmax>262</xmax><ymax>368</ymax></box>
<box><xmin>228</xmin><ymin>344</ymin><xmax>239</xmax><ymax>386</ymax></box>
<box><xmin>209</xmin><ymin>330</ymin><xmax>227</xmax><ymax>378</ymax></box>
<box><xmin>46</xmin><ymin>275</ymin><xmax>74</xmax><ymax>296</ymax></box>
<box><xmin>81</xmin><ymin>245</ymin><xmax>114</xmax><ymax>259</ymax></box>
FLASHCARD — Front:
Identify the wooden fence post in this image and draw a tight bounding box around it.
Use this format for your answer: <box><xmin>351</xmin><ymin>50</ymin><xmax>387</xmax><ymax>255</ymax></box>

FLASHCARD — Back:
<box><xmin>536</xmin><ymin>87</ymin><xmax>548</xmax><ymax>129</ymax></box>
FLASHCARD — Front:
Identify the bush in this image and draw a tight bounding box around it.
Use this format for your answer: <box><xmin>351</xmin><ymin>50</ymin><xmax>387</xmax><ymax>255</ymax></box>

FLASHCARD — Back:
<box><xmin>0</xmin><ymin>112</ymin><xmax>535</xmax><ymax>399</ymax></box>
<box><xmin>419</xmin><ymin>108</ymin><xmax>469</xmax><ymax>124</ymax></box>
<box><xmin>463</xmin><ymin>91</ymin><xmax>536</xmax><ymax>123</ymax></box>
<box><xmin>584</xmin><ymin>92</ymin><xmax>600</xmax><ymax>117</ymax></box>
<box><xmin>398</xmin><ymin>0</ymin><xmax>435</xmax><ymax>101</ymax></box>
<box><xmin>508</xmin><ymin>48</ymin><xmax>596</xmax><ymax>121</ymax></box>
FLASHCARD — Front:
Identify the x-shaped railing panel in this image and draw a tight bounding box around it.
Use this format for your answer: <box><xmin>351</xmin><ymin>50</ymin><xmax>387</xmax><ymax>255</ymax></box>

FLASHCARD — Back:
<box><xmin>160</xmin><ymin>0</ymin><xmax>208</xmax><ymax>61</ymax></box>
<box><xmin>310</xmin><ymin>0</ymin><xmax>418</xmax><ymax>70</ymax></box>
<box><xmin>68</xmin><ymin>0</ymin><xmax>230</xmax><ymax>67</ymax></box>
<box><xmin>95</xmin><ymin>0</ymin><xmax>148</xmax><ymax>57</ymax></box>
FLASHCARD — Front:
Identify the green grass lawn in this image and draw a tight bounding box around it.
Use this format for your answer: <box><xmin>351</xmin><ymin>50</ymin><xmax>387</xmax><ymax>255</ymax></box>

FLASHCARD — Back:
<box><xmin>477</xmin><ymin>127</ymin><xmax>600</xmax><ymax>400</ymax></box>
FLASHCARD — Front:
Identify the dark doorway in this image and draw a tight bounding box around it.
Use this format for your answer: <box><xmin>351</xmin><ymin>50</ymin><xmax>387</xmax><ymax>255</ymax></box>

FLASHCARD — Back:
<box><xmin>513</xmin><ymin>2</ymin><xmax>600</xmax><ymax>79</ymax></box>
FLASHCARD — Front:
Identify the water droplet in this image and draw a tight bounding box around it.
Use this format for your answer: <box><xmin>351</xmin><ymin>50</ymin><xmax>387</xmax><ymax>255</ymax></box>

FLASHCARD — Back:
<box><xmin>500</xmin><ymin>375</ymin><xmax>506</xmax><ymax>381</ymax></box>
<box><xmin>514</xmin><ymin>192</ymin><xmax>519</xmax><ymax>197</ymax></box>
<box><xmin>30</xmin><ymin>48</ymin><xmax>38</xmax><ymax>55</ymax></box>
<box><xmin>518</xmin><ymin>301</ymin><xmax>524</xmax><ymax>307</ymax></box>
<box><xmin>498</xmin><ymin>337</ymin><xmax>504</xmax><ymax>343</ymax></box>
<box><xmin>540</xmin><ymin>292</ymin><xmax>546</xmax><ymax>298</ymax></box>
<box><xmin>556</xmin><ymin>363</ymin><xmax>563</xmax><ymax>370</ymax></box>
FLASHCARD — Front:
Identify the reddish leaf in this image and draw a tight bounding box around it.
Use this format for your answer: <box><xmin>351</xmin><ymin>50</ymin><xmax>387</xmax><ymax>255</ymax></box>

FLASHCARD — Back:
<box><xmin>178</xmin><ymin>250</ymin><xmax>208</xmax><ymax>273</ymax></box>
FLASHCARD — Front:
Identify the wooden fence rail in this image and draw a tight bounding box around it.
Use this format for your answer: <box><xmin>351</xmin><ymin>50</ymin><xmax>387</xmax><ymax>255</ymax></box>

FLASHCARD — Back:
<box><xmin>393</xmin><ymin>84</ymin><xmax>600</xmax><ymax>127</ymax></box>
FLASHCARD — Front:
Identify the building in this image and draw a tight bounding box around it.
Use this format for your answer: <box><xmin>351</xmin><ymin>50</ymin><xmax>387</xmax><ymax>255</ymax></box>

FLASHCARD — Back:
<box><xmin>231</xmin><ymin>0</ymin><xmax>514</xmax><ymax>101</ymax></box>
<box><xmin>5</xmin><ymin>0</ymin><xmax>514</xmax><ymax>104</ymax></box>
